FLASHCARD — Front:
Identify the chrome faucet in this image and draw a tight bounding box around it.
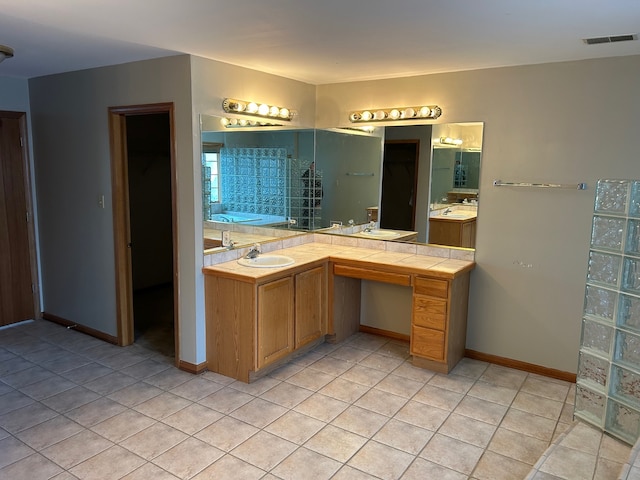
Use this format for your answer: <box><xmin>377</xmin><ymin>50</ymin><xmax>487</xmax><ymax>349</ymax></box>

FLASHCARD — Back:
<box><xmin>443</xmin><ymin>207</ymin><xmax>452</xmax><ymax>215</ymax></box>
<box><xmin>244</xmin><ymin>243</ymin><xmax>261</xmax><ymax>259</ymax></box>
<box><xmin>364</xmin><ymin>221</ymin><xmax>376</xmax><ymax>232</ymax></box>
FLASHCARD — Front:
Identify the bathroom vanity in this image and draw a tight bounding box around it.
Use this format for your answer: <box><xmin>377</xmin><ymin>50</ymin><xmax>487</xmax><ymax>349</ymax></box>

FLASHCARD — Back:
<box><xmin>203</xmin><ymin>242</ymin><xmax>474</xmax><ymax>382</ymax></box>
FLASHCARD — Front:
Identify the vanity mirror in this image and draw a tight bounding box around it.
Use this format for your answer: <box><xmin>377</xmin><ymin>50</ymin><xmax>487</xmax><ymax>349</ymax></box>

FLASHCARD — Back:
<box><xmin>200</xmin><ymin>115</ymin><xmax>483</xmax><ymax>252</ymax></box>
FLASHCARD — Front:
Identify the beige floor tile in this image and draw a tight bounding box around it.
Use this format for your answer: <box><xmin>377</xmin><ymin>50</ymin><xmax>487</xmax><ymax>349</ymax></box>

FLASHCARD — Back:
<box><xmin>594</xmin><ymin>457</ymin><xmax>626</xmax><ymax>480</ymax></box>
<box><xmin>0</xmin><ymin>452</ymin><xmax>63</xmax><ymax>480</ymax></box>
<box><xmin>373</xmin><ymin>418</ymin><xmax>434</xmax><ymax>455</ymax></box>
<box><xmin>0</xmin><ymin>436</ymin><xmax>34</xmax><ymax>469</ymax></box>
<box><xmin>375</xmin><ymin>373</ymin><xmax>424</xmax><ymax>398</ymax></box>
<box><xmin>228</xmin><ymin>376</ymin><xmax>281</xmax><ymax>396</ymax></box>
<box><xmin>231</xmin><ymin>431</ymin><xmax>297</xmax><ymax>471</ymax></box>
<box><xmin>191</xmin><ymin>454</ymin><xmax>265</xmax><ymax>480</ymax></box>
<box><xmin>83</xmin><ymin>372</ymin><xmax>137</xmax><ymax>396</ymax></box>
<box><xmin>64</xmin><ymin>397</ymin><xmax>127</xmax><ymax>427</ymax></box>
<box><xmin>413</xmin><ymin>384</ymin><xmax>464</xmax><ymax>411</ymax></box>
<box><xmin>0</xmin><ymin>365</ymin><xmax>56</xmax><ymax>388</ymax></box>
<box><xmin>391</xmin><ymin>361</ymin><xmax>436</xmax><ymax>384</ymax></box>
<box><xmin>332</xmin><ymin>405</ymin><xmax>389</xmax><ymax>437</ymax></box>
<box><xmin>285</xmin><ymin>368</ymin><xmax>335</xmax><ymax>391</ymax></box>
<box><xmin>375</xmin><ymin>340</ymin><xmax>410</xmax><ymax>359</ymax></box>
<box><xmin>133</xmin><ymin>391</ymin><xmax>192</xmax><ymax>420</ymax></box>
<box><xmin>198</xmin><ymin>386</ymin><xmax>254</xmax><ymax>414</ymax></box>
<box><xmin>473</xmin><ymin>451</ymin><xmax>533</xmax><ymax>480</ymax></box>
<box><xmin>479</xmin><ymin>364</ymin><xmax>528</xmax><ymax>390</ymax></box>
<box><xmin>538</xmin><ymin>445</ymin><xmax>597</xmax><ymax>479</ymax></box>
<box><xmin>272</xmin><ymin>447</ymin><xmax>342</xmax><ymax>480</ymax></box>
<box><xmin>107</xmin><ymin>381</ymin><xmax>163</xmax><ymax>407</ymax></box>
<box><xmin>120</xmin><ymin>358</ymin><xmax>172</xmax><ymax>380</ymax></box>
<box><xmin>91</xmin><ymin>409</ymin><xmax>155</xmax><ymax>443</ymax></box>
<box><xmin>348</xmin><ymin>333</ymin><xmax>389</xmax><ymax>351</ymax></box>
<box><xmin>331</xmin><ymin>465</ymin><xmax>380</xmax><ymax>479</ymax></box>
<box><xmin>69</xmin><ymin>445</ymin><xmax>145</xmax><ymax>480</ymax></box>
<box><xmin>19</xmin><ymin>375</ymin><xmax>76</xmax><ymax>400</ymax></box>
<box><xmin>0</xmin><ymin>391</ymin><xmax>34</xmax><ymax>415</ymax></box>
<box><xmin>169</xmin><ymin>376</ymin><xmax>224</xmax><ymax>402</ymax></box>
<box><xmin>328</xmin><ymin>345</ymin><xmax>372</xmax><ymax>363</ymax></box>
<box><xmin>358</xmin><ymin>352</ymin><xmax>404</xmax><ymax>373</ymax></box>
<box><xmin>264</xmin><ymin>410</ymin><xmax>325</xmax><ymax>444</ymax></box>
<box><xmin>0</xmin><ymin>401</ymin><xmax>58</xmax><ymax>433</ymax></box>
<box><xmin>309</xmin><ymin>356</ymin><xmax>354</xmax><ymax>376</ymax></box>
<box><xmin>354</xmin><ymin>387</ymin><xmax>407</xmax><ymax>417</ymax></box>
<box><xmin>467</xmin><ymin>380</ymin><xmax>519</xmax><ymax>406</ymax></box>
<box><xmin>420</xmin><ymin>432</ymin><xmax>484</xmax><ymax>474</ymax></box>
<box><xmin>501</xmin><ymin>408</ymin><xmax>558</xmax><ymax>442</ymax></box>
<box><xmin>143</xmin><ymin>368</ymin><xmax>193</xmax><ymax>390</ymax></box>
<box><xmin>340</xmin><ymin>364</ymin><xmax>387</xmax><ymax>387</ymax></box>
<box><xmin>60</xmin><ymin>363</ymin><xmax>114</xmax><ymax>384</ymax></box>
<box><xmin>120</xmin><ymin>462</ymin><xmax>180</xmax><ymax>479</ymax></box>
<box><xmin>16</xmin><ymin>415</ymin><xmax>84</xmax><ymax>450</ymax></box>
<box><xmin>599</xmin><ymin>433</ymin><xmax>632</xmax><ymax>463</ymax></box>
<box><xmin>454</xmin><ymin>395</ymin><xmax>508</xmax><ymax>425</ymax></box>
<box><xmin>347</xmin><ymin>440</ymin><xmax>414</xmax><ymax>480</ymax></box>
<box><xmin>294</xmin><ymin>393</ymin><xmax>349</xmax><ymax>422</ymax></box>
<box><xmin>521</xmin><ymin>376</ymin><xmax>571</xmax><ymax>402</ymax></box>
<box><xmin>394</xmin><ymin>400</ymin><xmax>450</xmax><ymax>431</ymax></box>
<box><xmin>162</xmin><ymin>403</ymin><xmax>223</xmax><ymax>435</ymax></box>
<box><xmin>98</xmin><ymin>351</ymin><xmax>149</xmax><ymax>371</ymax></box>
<box><xmin>45</xmin><ymin>354</ymin><xmax>92</xmax><ymax>374</ymax></box>
<box><xmin>559</xmin><ymin>421</ymin><xmax>603</xmax><ymax>455</ymax></box>
<box><xmin>304</xmin><ymin>424</ymin><xmax>368</xmax><ymax>463</ymax></box>
<box><xmin>319</xmin><ymin>377</ymin><xmax>369</xmax><ymax>404</ymax></box>
<box><xmin>438</xmin><ymin>413</ymin><xmax>497</xmax><ymax>448</ymax></box>
<box><xmin>229</xmin><ymin>397</ymin><xmax>288</xmax><ymax>428</ymax></box>
<box><xmin>266</xmin><ymin>361</ymin><xmax>305</xmax><ymax>381</ymax></box>
<box><xmin>428</xmin><ymin>373</ymin><xmax>476</xmax><ymax>394</ymax></box>
<box><xmin>511</xmin><ymin>391</ymin><xmax>564</xmax><ymax>421</ymax></box>
<box><xmin>153</xmin><ymin>437</ymin><xmax>224</xmax><ymax>479</ymax></box>
<box><xmin>260</xmin><ymin>381</ymin><xmax>314</xmax><ymax>408</ymax></box>
<box><xmin>120</xmin><ymin>422</ymin><xmax>188</xmax><ymax>460</ymax></box>
<box><xmin>450</xmin><ymin>357</ymin><xmax>490</xmax><ymax>380</ymax></box>
<box><xmin>402</xmin><ymin>457</ymin><xmax>468</xmax><ymax>479</ymax></box>
<box><xmin>488</xmin><ymin>428</ymin><xmax>549</xmax><ymax>465</ymax></box>
<box><xmin>195</xmin><ymin>416</ymin><xmax>259</xmax><ymax>451</ymax></box>
<box><xmin>41</xmin><ymin>386</ymin><xmax>101</xmax><ymax>413</ymax></box>
<box><xmin>41</xmin><ymin>430</ymin><xmax>112</xmax><ymax>469</ymax></box>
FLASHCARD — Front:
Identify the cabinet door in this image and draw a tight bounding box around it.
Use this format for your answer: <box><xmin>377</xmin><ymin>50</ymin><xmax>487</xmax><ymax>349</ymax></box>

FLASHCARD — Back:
<box><xmin>295</xmin><ymin>265</ymin><xmax>326</xmax><ymax>349</ymax></box>
<box><xmin>257</xmin><ymin>276</ymin><xmax>294</xmax><ymax>369</ymax></box>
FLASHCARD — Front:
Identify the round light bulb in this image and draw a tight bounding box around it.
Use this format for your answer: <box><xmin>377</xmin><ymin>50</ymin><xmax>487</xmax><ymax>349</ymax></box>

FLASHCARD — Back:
<box><xmin>239</xmin><ymin>119</ymin><xmax>248</xmax><ymax>126</ymax></box>
<box><xmin>419</xmin><ymin>106</ymin><xmax>431</xmax><ymax>117</ymax></box>
<box><xmin>229</xmin><ymin>118</ymin><xmax>238</xmax><ymax>125</ymax></box>
<box><xmin>373</xmin><ymin>110</ymin><xmax>387</xmax><ymax>120</ymax></box>
<box><xmin>350</xmin><ymin>112</ymin><xmax>362</xmax><ymax>122</ymax></box>
<box><xmin>279</xmin><ymin>108</ymin><xmax>290</xmax><ymax>119</ymax></box>
<box><xmin>361</xmin><ymin>110</ymin><xmax>373</xmax><ymax>121</ymax></box>
<box><xmin>258</xmin><ymin>104</ymin><xmax>270</xmax><ymax>116</ymax></box>
<box><xmin>269</xmin><ymin>105</ymin><xmax>280</xmax><ymax>116</ymax></box>
<box><xmin>389</xmin><ymin>109</ymin><xmax>400</xmax><ymax>120</ymax></box>
<box><xmin>403</xmin><ymin>108</ymin><xmax>415</xmax><ymax>119</ymax></box>
<box><xmin>220</xmin><ymin>118</ymin><xmax>230</xmax><ymax>126</ymax></box>
<box><xmin>246</xmin><ymin>102</ymin><xmax>258</xmax><ymax>113</ymax></box>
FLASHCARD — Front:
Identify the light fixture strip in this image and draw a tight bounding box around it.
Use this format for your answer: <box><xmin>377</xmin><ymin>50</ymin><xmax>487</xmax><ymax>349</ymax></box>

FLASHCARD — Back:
<box><xmin>219</xmin><ymin>117</ymin><xmax>284</xmax><ymax>128</ymax></box>
<box><xmin>349</xmin><ymin>105</ymin><xmax>442</xmax><ymax>123</ymax></box>
<box><xmin>222</xmin><ymin>98</ymin><xmax>295</xmax><ymax>121</ymax></box>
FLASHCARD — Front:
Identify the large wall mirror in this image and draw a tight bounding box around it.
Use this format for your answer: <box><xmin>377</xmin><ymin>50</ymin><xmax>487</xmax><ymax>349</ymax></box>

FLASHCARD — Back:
<box><xmin>200</xmin><ymin>114</ymin><xmax>483</xmax><ymax>252</ymax></box>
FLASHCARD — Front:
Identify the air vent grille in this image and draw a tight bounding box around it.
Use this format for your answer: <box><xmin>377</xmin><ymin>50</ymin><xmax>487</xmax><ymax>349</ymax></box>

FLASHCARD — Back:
<box><xmin>583</xmin><ymin>34</ymin><xmax>637</xmax><ymax>45</ymax></box>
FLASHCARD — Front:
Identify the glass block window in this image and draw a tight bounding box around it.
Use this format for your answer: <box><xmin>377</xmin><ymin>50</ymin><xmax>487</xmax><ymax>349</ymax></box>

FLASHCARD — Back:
<box><xmin>576</xmin><ymin>179</ymin><xmax>640</xmax><ymax>445</ymax></box>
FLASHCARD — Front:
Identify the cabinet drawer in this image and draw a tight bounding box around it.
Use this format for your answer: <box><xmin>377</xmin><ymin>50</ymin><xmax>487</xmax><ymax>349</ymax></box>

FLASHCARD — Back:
<box><xmin>414</xmin><ymin>276</ymin><xmax>448</xmax><ymax>298</ymax></box>
<box><xmin>412</xmin><ymin>296</ymin><xmax>447</xmax><ymax>330</ymax></box>
<box><xmin>333</xmin><ymin>264</ymin><xmax>411</xmax><ymax>286</ymax></box>
<box><xmin>411</xmin><ymin>326</ymin><xmax>445</xmax><ymax>360</ymax></box>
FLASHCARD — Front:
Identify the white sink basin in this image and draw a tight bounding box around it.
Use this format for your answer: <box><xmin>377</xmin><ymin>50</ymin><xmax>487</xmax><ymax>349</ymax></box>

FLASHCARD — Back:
<box><xmin>237</xmin><ymin>254</ymin><xmax>295</xmax><ymax>268</ymax></box>
<box><xmin>440</xmin><ymin>213</ymin><xmax>475</xmax><ymax>219</ymax></box>
<box><xmin>360</xmin><ymin>229</ymin><xmax>399</xmax><ymax>239</ymax></box>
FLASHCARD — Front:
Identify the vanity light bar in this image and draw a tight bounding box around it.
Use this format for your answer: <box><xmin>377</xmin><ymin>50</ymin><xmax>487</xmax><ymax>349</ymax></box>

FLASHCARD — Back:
<box><xmin>349</xmin><ymin>105</ymin><xmax>442</xmax><ymax>123</ymax></box>
<box><xmin>222</xmin><ymin>98</ymin><xmax>295</xmax><ymax>121</ymax></box>
<box><xmin>220</xmin><ymin>117</ymin><xmax>284</xmax><ymax>128</ymax></box>
<box><xmin>438</xmin><ymin>136</ymin><xmax>463</xmax><ymax>146</ymax></box>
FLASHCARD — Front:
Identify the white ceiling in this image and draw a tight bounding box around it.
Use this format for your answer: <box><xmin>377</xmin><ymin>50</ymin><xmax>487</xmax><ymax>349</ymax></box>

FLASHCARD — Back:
<box><xmin>0</xmin><ymin>0</ymin><xmax>639</xmax><ymax>84</ymax></box>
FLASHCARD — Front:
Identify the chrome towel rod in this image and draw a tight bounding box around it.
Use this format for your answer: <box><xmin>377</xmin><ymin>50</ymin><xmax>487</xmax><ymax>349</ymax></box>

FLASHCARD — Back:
<box><xmin>493</xmin><ymin>179</ymin><xmax>587</xmax><ymax>190</ymax></box>
<box><xmin>346</xmin><ymin>172</ymin><xmax>374</xmax><ymax>176</ymax></box>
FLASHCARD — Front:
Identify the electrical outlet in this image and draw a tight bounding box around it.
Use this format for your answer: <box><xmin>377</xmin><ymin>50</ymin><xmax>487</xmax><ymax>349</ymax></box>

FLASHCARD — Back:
<box><xmin>222</xmin><ymin>230</ymin><xmax>231</xmax><ymax>247</ymax></box>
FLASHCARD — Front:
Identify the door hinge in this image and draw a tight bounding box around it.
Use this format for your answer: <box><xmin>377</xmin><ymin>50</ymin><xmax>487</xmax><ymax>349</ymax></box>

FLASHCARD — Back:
<box><xmin>20</xmin><ymin>136</ymin><xmax>24</xmax><ymax>147</ymax></box>
<box><xmin>26</xmin><ymin>211</ymin><xmax>30</xmax><ymax>223</ymax></box>
<box><xmin>31</xmin><ymin>284</ymin><xmax>35</xmax><ymax>293</ymax></box>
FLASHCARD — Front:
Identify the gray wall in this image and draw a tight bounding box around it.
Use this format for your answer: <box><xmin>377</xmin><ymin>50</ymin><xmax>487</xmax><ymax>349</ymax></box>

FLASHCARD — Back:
<box><xmin>317</xmin><ymin>55</ymin><xmax>640</xmax><ymax>373</ymax></box>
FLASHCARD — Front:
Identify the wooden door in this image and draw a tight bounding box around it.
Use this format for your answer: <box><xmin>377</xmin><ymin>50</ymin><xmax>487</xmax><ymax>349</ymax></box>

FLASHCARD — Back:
<box><xmin>0</xmin><ymin>112</ymin><xmax>38</xmax><ymax>326</ymax></box>
<box><xmin>257</xmin><ymin>276</ymin><xmax>294</xmax><ymax>369</ymax></box>
<box><xmin>295</xmin><ymin>265</ymin><xmax>326</xmax><ymax>349</ymax></box>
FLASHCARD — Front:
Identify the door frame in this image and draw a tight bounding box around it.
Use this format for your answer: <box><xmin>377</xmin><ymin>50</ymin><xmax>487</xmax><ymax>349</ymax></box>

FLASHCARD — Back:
<box><xmin>0</xmin><ymin>110</ymin><xmax>40</xmax><ymax>321</ymax></box>
<box><xmin>381</xmin><ymin>139</ymin><xmax>420</xmax><ymax>230</ymax></box>
<box><xmin>108</xmin><ymin>103</ymin><xmax>179</xmax><ymax>363</ymax></box>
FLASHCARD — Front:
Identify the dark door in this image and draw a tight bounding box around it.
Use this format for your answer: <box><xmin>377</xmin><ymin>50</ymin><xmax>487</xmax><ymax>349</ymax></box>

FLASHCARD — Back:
<box><xmin>380</xmin><ymin>140</ymin><xmax>420</xmax><ymax>230</ymax></box>
<box><xmin>0</xmin><ymin>112</ymin><xmax>37</xmax><ymax>326</ymax></box>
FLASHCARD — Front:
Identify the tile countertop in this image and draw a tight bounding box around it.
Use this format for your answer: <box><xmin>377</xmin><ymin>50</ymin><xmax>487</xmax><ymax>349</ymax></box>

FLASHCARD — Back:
<box><xmin>202</xmin><ymin>242</ymin><xmax>475</xmax><ymax>283</ymax></box>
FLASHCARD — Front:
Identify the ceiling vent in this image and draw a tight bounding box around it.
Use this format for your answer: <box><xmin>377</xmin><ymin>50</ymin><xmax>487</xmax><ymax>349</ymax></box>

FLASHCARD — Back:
<box><xmin>583</xmin><ymin>34</ymin><xmax>637</xmax><ymax>45</ymax></box>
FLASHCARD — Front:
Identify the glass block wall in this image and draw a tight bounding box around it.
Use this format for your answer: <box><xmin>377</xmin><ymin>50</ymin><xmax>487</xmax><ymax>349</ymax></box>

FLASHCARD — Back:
<box><xmin>219</xmin><ymin>147</ymin><xmax>323</xmax><ymax>229</ymax></box>
<box><xmin>576</xmin><ymin>179</ymin><xmax>640</xmax><ymax>445</ymax></box>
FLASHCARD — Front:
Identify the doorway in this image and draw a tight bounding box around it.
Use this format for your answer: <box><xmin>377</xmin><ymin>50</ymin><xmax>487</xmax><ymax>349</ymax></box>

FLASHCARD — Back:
<box><xmin>108</xmin><ymin>104</ymin><xmax>178</xmax><ymax>361</ymax></box>
<box><xmin>379</xmin><ymin>140</ymin><xmax>420</xmax><ymax>231</ymax></box>
<box><xmin>0</xmin><ymin>111</ymin><xmax>39</xmax><ymax>326</ymax></box>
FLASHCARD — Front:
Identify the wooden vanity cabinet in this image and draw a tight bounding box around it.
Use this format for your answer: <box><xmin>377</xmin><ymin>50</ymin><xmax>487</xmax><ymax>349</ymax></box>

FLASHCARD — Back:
<box><xmin>205</xmin><ymin>262</ymin><xmax>327</xmax><ymax>382</ymax></box>
<box><xmin>411</xmin><ymin>273</ymin><xmax>470</xmax><ymax>373</ymax></box>
<box><xmin>428</xmin><ymin>217</ymin><xmax>476</xmax><ymax>248</ymax></box>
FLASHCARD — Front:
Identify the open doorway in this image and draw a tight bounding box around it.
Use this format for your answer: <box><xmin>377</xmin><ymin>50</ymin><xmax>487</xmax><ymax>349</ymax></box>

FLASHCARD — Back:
<box><xmin>379</xmin><ymin>140</ymin><xmax>420</xmax><ymax>231</ymax></box>
<box><xmin>109</xmin><ymin>103</ymin><xmax>178</xmax><ymax>362</ymax></box>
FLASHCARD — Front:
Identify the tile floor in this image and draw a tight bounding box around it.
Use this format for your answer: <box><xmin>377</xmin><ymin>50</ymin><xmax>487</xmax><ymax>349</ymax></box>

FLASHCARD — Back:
<box><xmin>0</xmin><ymin>319</ymin><xmax>631</xmax><ymax>479</ymax></box>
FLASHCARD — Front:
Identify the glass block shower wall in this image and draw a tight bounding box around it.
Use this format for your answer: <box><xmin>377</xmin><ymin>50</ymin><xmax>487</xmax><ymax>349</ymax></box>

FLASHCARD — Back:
<box><xmin>219</xmin><ymin>147</ymin><xmax>323</xmax><ymax>229</ymax></box>
<box><xmin>576</xmin><ymin>179</ymin><xmax>640</xmax><ymax>445</ymax></box>
<box><xmin>220</xmin><ymin>147</ymin><xmax>289</xmax><ymax>217</ymax></box>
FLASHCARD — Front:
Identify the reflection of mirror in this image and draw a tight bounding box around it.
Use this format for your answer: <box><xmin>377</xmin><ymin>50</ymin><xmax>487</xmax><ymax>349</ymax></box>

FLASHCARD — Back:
<box><xmin>200</xmin><ymin>115</ymin><xmax>482</xmax><ymax>252</ymax></box>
